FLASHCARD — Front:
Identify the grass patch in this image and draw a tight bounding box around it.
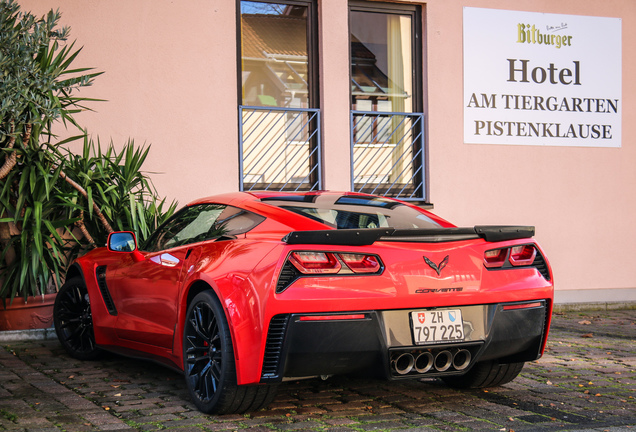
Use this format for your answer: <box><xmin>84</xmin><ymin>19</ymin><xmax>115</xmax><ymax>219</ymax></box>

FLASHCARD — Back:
<box><xmin>0</xmin><ymin>409</ymin><xmax>18</xmax><ymax>422</ymax></box>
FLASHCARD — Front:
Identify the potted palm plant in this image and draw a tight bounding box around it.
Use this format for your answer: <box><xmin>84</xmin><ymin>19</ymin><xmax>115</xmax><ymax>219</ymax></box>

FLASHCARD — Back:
<box><xmin>0</xmin><ymin>1</ymin><xmax>175</xmax><ymax>330</ymax></box>
<box><xmin>0</xmin><ymin>1</ymin><xmax>101</xmax><ymax>329</ymax></box>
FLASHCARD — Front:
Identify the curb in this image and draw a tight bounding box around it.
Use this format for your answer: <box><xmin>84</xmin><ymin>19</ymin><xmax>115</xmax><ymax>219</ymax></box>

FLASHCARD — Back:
<box><xmin>0</xmin><ymin>327</ymin><xmax>57</xmax><ymax>343</ymax></box>
<box><xmin>552</xmin><ymin>301</ymin><xmax>636</xmax><ymax>313</ymax></box>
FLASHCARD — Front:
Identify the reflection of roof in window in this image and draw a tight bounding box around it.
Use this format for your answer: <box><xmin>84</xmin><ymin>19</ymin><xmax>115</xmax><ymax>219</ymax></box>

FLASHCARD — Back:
<box><xmin>261</xmin><ymin>194</ymin><xmax>318</xmax><ymax>203</ymax></box>
<box><xmin>350</xmin><ymin>35</ymin><xmax>404</xmax><ymax>98</ymax></box>
<box><xmin>335</xmin><ymin>195</ymin><xmax>402</xmax><ymax>210</ymax></box>
<box><xmin>350</xmin><ymin>35</ymin><xmax>376</xmax><ymax>61</ymax></box>
<box><xmin>241</xmin><ymin>15</ymin><xmax>307</xmax><ymax>59</ymax></box>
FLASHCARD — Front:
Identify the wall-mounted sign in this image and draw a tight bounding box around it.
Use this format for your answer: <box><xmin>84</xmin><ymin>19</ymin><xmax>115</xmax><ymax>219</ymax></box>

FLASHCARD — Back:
<box><xmin>463</xmin><ymin>7</ymin><xmax>621</xmax><ymax>147</ymax></box>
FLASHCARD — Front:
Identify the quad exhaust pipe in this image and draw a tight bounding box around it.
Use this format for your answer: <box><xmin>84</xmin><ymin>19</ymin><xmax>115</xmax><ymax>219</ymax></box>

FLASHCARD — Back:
<box><xmin>391</xmin><ymin>348</ymin><xmax>472</xmax><ymax>376</ymax></box>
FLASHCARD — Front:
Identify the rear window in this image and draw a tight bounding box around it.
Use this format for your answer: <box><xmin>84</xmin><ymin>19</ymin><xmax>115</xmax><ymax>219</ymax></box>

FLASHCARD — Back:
<box><xmin>261</xmin><ymin>195</ymin><xmax>441</xmax><ymax>229</ymax></box>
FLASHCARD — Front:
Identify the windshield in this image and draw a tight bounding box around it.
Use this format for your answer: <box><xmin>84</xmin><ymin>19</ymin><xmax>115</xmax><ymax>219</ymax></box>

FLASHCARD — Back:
<box><xmin>261</xmin><ymin>194</ymin><xmax>441</xmax><ymax>229</ymax></box>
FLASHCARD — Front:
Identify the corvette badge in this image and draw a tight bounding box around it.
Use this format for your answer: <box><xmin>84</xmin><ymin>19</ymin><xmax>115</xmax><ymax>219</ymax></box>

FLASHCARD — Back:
<box><xmin>423</xmin><ymin>255</ymin><xmax>449</xmax><ymax>276</ymax></box>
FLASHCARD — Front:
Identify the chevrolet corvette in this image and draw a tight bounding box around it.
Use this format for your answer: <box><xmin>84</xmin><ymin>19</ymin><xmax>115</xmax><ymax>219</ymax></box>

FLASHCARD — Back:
<box><xmin>54</xmin><ymin>191</ymin><xmax>553</xmax><ymax>414</ymax></box>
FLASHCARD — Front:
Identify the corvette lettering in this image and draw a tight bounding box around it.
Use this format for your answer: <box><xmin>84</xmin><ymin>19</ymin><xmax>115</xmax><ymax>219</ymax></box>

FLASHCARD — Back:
<box><xmin>415</xmin><ymin>287</ymin><xmax>464</xmax><ymax>293</ymax></box>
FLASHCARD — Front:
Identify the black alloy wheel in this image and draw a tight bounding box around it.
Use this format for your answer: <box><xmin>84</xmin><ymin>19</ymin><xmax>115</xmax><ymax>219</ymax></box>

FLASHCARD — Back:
<box><xmin>183</xmin><ymin>291</ymin><xmax>276</xmax><ymax>414</ymax></box>
<box><xmin>54</xmin><ymin>277</ymin><xmax>101</xmax><ymax>360</ymax></box>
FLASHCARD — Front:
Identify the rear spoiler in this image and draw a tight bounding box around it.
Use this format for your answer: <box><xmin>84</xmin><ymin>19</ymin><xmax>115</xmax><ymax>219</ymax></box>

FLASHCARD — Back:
<box><xmin>282</xmin><ymin>226</ymin><xmax>535</xmax><ymax>246</ymax></box>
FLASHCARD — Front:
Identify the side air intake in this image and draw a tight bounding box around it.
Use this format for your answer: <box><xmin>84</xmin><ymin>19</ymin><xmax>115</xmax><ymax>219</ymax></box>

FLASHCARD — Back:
<box><xmin>96</xmin><ymin>266</ymin><xmax>117</xmax><ymax>316</ymax></box>
<box><xmin>260</xmin><ymin>314</ymin><xmax>290</xmax><ymax>381</ymax></box>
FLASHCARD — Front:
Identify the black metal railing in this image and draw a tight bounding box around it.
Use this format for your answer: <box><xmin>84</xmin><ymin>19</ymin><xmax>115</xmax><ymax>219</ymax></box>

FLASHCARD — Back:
<box><xmin>350</xmin><ymin>110</ymin><xmax>426</xmax><ymax>200</ymax></box>
<box><xmin>239</xmin><ymin>106</ymin><xmax>321</xmax><ymax>192</ymax></box>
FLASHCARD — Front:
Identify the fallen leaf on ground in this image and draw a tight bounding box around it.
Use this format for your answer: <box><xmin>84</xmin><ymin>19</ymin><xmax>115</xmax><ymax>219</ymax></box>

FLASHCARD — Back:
<box><xmin>578</xmin><ymin>320</ymin><xmax>592</xmax><ymax>325</ymax></box>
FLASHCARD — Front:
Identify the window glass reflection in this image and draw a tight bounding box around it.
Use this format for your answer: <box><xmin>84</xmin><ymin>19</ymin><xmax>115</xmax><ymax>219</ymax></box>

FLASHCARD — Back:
<box><xmin>350</xmin><ymin>11</ymin><xmax>413</xmax><ymax>113</ymax></box>
<box><xmin>240</xmin><ymin>1</ymin><xmax>310</xmax><ymax>108</ymax></box>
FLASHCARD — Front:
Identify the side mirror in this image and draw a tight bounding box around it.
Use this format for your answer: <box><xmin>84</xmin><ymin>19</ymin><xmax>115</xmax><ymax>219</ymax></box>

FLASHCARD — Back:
<box><xmin>108</xmin><ymin>231</ymin><xmax>137</xmax><ymax>252</ymax></box>
<box><xmin>107</xmin><ymin>231</ymin><xmax>145</xmax><ymax>262</ymax></box>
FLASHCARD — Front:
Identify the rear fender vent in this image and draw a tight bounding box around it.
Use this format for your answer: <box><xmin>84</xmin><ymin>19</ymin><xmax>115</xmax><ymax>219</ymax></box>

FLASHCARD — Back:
<box><xmin>260</xmin><ymin>314</ymin><xmax>290</xmax><ymax>382</ymax></box>
<box><xmin>532</xmin><ymin>250</ymin><xmax>551</xmax><ymax>281</ymax></box>
<box><xmin>95</xmin><ymin>265</ymin><xmax>117</xmax><ymax>316</ymax></box>
<box><xmin>276</xmin><ymin>261</ymin><xmax>301</xmax><ymax>293</ymax></box>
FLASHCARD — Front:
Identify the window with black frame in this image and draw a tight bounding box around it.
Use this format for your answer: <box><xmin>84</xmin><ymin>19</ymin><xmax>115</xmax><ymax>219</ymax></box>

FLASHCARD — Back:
<box><xmin>238</xmin><ymin>0</ymin><xmax>321</xmax><ymax>193</ymax></box>
<box><xmin>349</xmin><ymin>2</ymin><xmax>426</xmax><ymax>201</ymax></box>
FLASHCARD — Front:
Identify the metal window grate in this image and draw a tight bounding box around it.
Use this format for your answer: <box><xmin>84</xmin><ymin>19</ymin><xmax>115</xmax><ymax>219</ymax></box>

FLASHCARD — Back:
<box><xmin>240</xmin><ymin>106</ymin><xmax>321</xmax><ymax>192</ymax></box>
<box><xmin>350</xmin><ymin>110</ymin><xmax>426</xmax><ymax>201</ymax></box>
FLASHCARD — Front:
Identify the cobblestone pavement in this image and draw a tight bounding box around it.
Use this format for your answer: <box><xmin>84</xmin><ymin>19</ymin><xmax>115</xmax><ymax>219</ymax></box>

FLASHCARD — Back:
<box><xmin>0</xmin><ymin>310</ymin><xmax>634</xmax><ymax>432</ymax></box>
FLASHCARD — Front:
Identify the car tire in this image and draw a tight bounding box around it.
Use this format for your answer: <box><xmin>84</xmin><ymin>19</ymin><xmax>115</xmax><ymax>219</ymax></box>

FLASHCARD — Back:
<box><xmin>54</xmin><ymin>276</ymin><xmax>102</xmax><ymax>360</ymax></box>
<box><xmin>441</xmin><ymin>360</ymin><xmax>524</xmax><ymax>389</ymax></box>
<box><xmin>183</xmin><ymin>291</ymin><xmax>276</xmax><ymax>414</ymax></box>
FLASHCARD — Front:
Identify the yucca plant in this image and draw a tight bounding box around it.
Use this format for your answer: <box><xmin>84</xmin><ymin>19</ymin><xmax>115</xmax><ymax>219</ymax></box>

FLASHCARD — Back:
<box><xmin>0</xmin><ymin>1</ymin><xmax>101</xmax><ymax>303</ymax></box>
<box><xmin>0</xmin><ymin>137</ymin><xmax>78</xmax><ymax>302</ymax></box>
<box><xmin>60</xmin><ymin>137</ymin><xmax>177</xmax><ymax>250</ymax></box>
<box><xmin>0</xmin><ymin>1</ymin><xmax>175</xmax><ymax>305</ymax></box>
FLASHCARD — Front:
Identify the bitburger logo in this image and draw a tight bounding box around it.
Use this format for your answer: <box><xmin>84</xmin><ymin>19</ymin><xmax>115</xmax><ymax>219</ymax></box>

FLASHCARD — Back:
<box><xmin>516</xmin><ymin>23</ymin><xmax>573</xmax><ymax>49</ymax></box>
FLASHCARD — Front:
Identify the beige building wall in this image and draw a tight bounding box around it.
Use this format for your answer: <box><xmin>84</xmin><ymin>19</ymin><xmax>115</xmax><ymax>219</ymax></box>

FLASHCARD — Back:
<box><xmin>18</xmin><ymin>0</ymin><xmax>636</xmax><ymax>303</ymax></box>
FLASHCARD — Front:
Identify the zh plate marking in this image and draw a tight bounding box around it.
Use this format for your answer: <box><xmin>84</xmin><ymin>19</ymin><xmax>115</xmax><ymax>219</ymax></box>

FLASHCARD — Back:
<box><xmin>410</xmin><ymin>309</ymin><xmax>465</xmax><ymax>345</ymax></box>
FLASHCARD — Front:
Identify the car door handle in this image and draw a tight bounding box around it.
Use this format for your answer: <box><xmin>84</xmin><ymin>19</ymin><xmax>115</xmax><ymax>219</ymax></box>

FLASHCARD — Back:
<box><xmin>150</xmin><ymin>253</ymin><xmax>180</xmax><ymax>267</ymax></box>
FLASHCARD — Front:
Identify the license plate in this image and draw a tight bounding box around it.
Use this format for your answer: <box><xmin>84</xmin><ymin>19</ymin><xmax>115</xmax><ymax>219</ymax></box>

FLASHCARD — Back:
<box><xmin>410</xmin><ymin>309</ymin><xmax>465</xmax><ymax>345</ymax></box>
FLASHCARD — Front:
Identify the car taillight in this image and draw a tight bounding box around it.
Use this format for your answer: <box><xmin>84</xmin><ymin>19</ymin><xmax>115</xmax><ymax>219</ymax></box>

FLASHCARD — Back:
<box><xmin>484</xmin><ymin>248</ymin><xmax>508</xmax><ymax>268</ymax></box>
<box><xmin>289</xmin><ymin>251</ymin><xmax>341</xmax><ymax>274</ymax></box>
<box><xmin>484</xmin><ymin>244</ymin><xmax>537</xmax><ymax>268</ymax></box>
<box><xmin>509</xmin><ymin>245</ymin><xmax>537</xmax><ymax>266</ymax></box>
<box><xmin>339</xmin><ymin>253</ymin><xmax>381</xmax><ymax>274</ymax></box>
<box><xmin>286</xmin><ymin>251</ymin><xmax>383</xmax><ymax>276</ymax></box>
<box><xmin>277</xmin><ymin>250</ymin><xmax>384</xmax><ymax>293</ymax></box>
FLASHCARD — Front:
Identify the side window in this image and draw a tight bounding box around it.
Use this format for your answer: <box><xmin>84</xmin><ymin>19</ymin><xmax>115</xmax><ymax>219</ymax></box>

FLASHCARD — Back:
<box><xmin>144</xmin><ymin>205</ymin><xmax>226</xmax><ymax>252</ymax></box>
<box><xmin>143</xmin><ymin>204</ymin><xmax>265</xmax><ymax>252</ymax></box>
<box><xmin>215</xmin><ymin>205</ymin><xmax>266</xmax><ymax>236</ymax></box>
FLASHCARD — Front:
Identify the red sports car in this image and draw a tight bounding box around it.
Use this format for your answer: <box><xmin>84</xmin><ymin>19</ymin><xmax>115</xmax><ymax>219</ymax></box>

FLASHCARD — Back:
<box><xmin>54</xmin><ymin>191</ymin><xmax>553</xmax><ymax>414</ymax></box>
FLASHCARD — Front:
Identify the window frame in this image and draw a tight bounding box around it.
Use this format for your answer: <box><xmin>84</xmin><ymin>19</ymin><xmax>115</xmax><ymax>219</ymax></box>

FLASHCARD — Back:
<box><xmin>348</xmin><ymin>1</ymin><xmax>426</xmax><ymax>202</ymax></box>
<box><xmin>236</xmin><ymin>0</ymin><xmax>322</xmax><ymax>193</ymax></box>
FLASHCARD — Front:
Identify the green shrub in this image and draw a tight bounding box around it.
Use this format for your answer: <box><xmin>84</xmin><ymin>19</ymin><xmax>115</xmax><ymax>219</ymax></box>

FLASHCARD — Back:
<box><xmin>0</xmin><ymin>0</ymin><xmax>176</xmax><ymax>304</ymax></box>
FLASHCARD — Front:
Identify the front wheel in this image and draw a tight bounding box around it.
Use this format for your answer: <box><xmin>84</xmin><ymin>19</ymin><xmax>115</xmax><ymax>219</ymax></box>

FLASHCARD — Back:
<box><xmin>441</xmin><ymin>360</ymin><xmax>524</xmax><ymax>389</ymax></box>
<box><xmin>54</xmin><ymin>276</ymin><xmax>101</xmax><ymax>360</ymax></box>
<box><xmin>183</xmin><ymin>291</ymin><xmax>276</xmax><ymax>414</ymax></box>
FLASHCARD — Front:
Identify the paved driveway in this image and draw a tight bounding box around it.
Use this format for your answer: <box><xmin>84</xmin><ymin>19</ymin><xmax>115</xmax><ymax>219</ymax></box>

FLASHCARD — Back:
<box><xmin>1</xmin><ymin>310</ymin><xmax>634</xmax><ymax>431</ymax></box>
